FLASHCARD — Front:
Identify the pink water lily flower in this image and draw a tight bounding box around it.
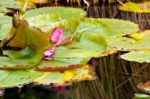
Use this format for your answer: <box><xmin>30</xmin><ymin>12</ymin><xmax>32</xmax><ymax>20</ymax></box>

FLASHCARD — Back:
<box><xmin>43</xmin><ymin>28</ymin><xmax>64</xmax><ymax>61</ymax></box>
<box><xmin>50</xmin><ymin>28</ymin><xmax>64</xmax><ymax>44</ymax></box>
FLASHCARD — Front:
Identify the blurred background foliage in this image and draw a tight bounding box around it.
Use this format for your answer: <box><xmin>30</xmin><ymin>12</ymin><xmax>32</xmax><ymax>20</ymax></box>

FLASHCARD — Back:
<box><xmin>0</xmin><ymin>0</ymin><xmax>150</xmax><ymax>99</ymax></box>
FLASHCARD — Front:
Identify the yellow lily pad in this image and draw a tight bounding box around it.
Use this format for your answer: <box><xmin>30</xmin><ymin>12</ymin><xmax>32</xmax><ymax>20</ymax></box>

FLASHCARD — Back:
<box><xmin>34</xmin><ymin>65</ymin><xmax>94</xmax><ymax>86</ymax></box>
<box><xmin>119</xmin><ymin>2</ymin><xmax>150</xmax><ymax>13</ymax></box>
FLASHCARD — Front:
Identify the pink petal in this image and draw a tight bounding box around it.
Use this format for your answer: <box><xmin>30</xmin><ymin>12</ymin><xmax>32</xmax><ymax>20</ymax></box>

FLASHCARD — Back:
<box><xmin>50</xmin><ymin>28</ymin><xmax>64</xmax><ymax>44</ymax></box>
<box><xmin>43</xmin><ymin>56</ymin><xmax>52</xmax><ymax>61</ymax></box>
<box><xmin>44</xmin><ymin>51</ymin><xmax>53</xmax><ymax>56</ymax></box>
<box><xmin>47</xmin><ymin>47</ymin><xmax>55</xmax><ymax>52</ymax></box>
<box><xmin>43</xmin><ymin>47</ymin><xmax>55</xmax><ymax>61</ymax></box>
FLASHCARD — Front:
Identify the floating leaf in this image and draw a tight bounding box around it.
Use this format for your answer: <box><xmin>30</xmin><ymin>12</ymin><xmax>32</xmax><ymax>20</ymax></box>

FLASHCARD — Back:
<box><xmin>0</xmin><ymin>16</ymin><xmax>12</xmax><ymax>40</ymax></box>
<box><xmin>121</xmin><ymin>50</ymin><xmax>150</xmax><ymax>63</ymax></box>
<box><xmin>35</xmin><ymin>65</ymin><xmax>94</xmax><ymax>86</ymax></box>
<box><xmin>19</xmin><ymin>0</ymin><xmax>47</xmax><ymax>5</ymax></box>
<box><xmin>25</xmin><ymin>13</ymin><xmax>139</xmax><ymax>41</ymax></box>
<box><xmin>0</xmin><ymin>0</ymin><xmax>21</xmax><ymax>10</ymax></box>
<box><xmin>0</xmin><ymin>70</ymin><xmax>9</xmax><ymax>81</ymax></box>
<box><xmin>134</xmin><ymin>94</ymin><xmax>150</xmax><ymax>99</ymax></box>
<box><xmin>26</xmin><ymin>14</ymin><xmax>61</xmax><ymax>32</ymax></box>
<box><xmin>0</xmin><ymin>0</ymin><xmax>35</xmax><ymax>14</ymax></box>
<box><xmin>0</xmin><ymin>50</ymin><xmax>43</xmax><ymax>69</ymax></box>
<box><xmin>37</xmin><ymin>31</ymin><xmax>106</xmax><ymax>71</ymax></box>
<box><xmin>34</xmin><ymin>72</ymin><xmax>64</xmax><ymax>85</ymax></box>
<box><xmin>119</xmin><ymin>2</ymin><xmax>150</xmax><ymax>13</ymax></box>
<box><xmin>109</xmin><ymin>30</ymin><xmax>150</xmax><ymax>51</ymax></box>
<box><xmin>37</xmin><ymin>47</ymin><xmax>100</xmax><ymax>71</ymax></box>
<box><xmin>77</xmin><ymin>18</ymin><xmax>139</xmax><ymax>41</ymax></box>
<box><xmin>0</xmin><ymin>69</ymin><xmax>42</xmax><ymax>88</ymax></box>
<box><xmin>24</xmin><ymin>7</ymin><xmax>86</xmax><ymax>19</ymax></box>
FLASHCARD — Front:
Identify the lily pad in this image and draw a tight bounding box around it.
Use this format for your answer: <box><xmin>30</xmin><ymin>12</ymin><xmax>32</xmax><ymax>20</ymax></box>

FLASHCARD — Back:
<box><xmin>0</xmin><ymin>16</ymin><xmax>12</xmax><ymax>40</ymax></box>
<box><xmin>0</xmin><ymin>0</ymin><xmax>35</xmax><ymax>14</ymax></box>
<box><xmin>23</xmin><ymin>7</ymin><xmax>86</xmax><ymax>19</ymax></box>
<box><xmin>0</xmin><ymin>50</ymin><xmax>43</xmax><ymax>69</ymax></box>
<box><xmin>19</xmin><ymin>0</ymin><xmax>47</xmax><ymax>5</ymax></box>
<box><xmin>119</xmin><ymin>2</ymin><xmax>150</xmax><ymax>13</ymax></box>
<box><xmin>0</xmin><ymin>0</ymin><xmax>21</xmax><ymax>10</ymax></box>
<box><xmin>37</xmin><ymin>31</ymin><xmax>107</xmax><ymax>71</ymax></box>
<box><xmin>25</xmin><ymin>13</ymin><xmax>139</xmax><ymax>41</ymax></box>
<box><xmin>26</xmin><ymin>14</ymin><xmax>61</xmax><ymax>32</ymax></box>
<box><xmin>0</xmin><ymin>69</ymin><xmax>42</xmax><ymax>88</ymax></box>
<box><xmin>35</xmin><ymin>65</ymin><xmax>94</xmax><ymax>86</ymax></box>
<box><xmin>109</xmin><ymin>30</ymin><xmax>150</xmax><ymax>51</ymax></box>
<box><xmin>77</xmin><ymin>18</ymin><xmax>139</xmax><ymax>41</ymax></box>
<box><xmin>134</xmin><ymin>94</ymin><xmax>150</xmax><ymax>99</ymax></box>
<box><xmin>121</xmin><ymin>50</ymin><xmax>150</xmax><ymax>63</ymax></box>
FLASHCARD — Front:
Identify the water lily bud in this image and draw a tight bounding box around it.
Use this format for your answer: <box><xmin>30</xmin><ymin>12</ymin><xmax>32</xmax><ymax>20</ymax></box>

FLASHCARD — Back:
<box><xmin>43</xmin><ymin>47</ymin><xmax>55</xmax><ymax>60</ymax></box>
<box><xmin>50</xmin><ymin>28</ymin><xmax>64</xmax><ymax>44</ymax></box>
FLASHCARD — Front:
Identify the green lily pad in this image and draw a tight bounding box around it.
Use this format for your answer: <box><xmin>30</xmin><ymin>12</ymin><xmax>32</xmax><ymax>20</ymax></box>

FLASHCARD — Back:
<box><xmin>26</xmin><ymin>14</ymin><xmax>61</xmax><ymax>32</ymax></box>
<box><xmin>0</xmin><ymin>16</ymin><xmax>12</xmax><ymax>40</ymax></box>
<box><xmin>0</xmin><ymin>50</ymin><xmax>43</xmax><ymax>69</ymax></box>
<box><xmin>37</xmin><ymin>31</ymin><xmax>106</xmax><ymax>71</ymax></box>
<box><xmin>0</xmin><ymin>7</ymin><xmax>141</xmax><ymax>88</ymax></box>
<box><xmin>121</xmin><ymin>50</ymin><xmax>150</xmax><ymax>63</ymax></box>
<box><xmin>119</xmin><ymin>2</ymin><xmax>150</xmax><ymax>13</ymax></box>
<box><xmin>23</xmin><ymin>7</ymin><xmax>86</xmax><ymax>19</ymax></box>
<box><xmin>25</xmin><ymin>13</ymin><xmax>139</xmax><ymax>41</ymax></box>
<box><xmin>134</xmin><ymin>94</ymin><xmax>150</xmax><ymax>99</ymax></box>
<box><xmin>0</xmin><ymin>0</ymin><xmax>35</xmax><ymax>14</ymax></box>
<box><xmin>108</xmin><ymin>30</ymin><xmax>150</xmax><ymax>51</ymax></box>
<box><xmin>0</xmin><ymin>0</ymin><xmax>21</xmax><ymax>10</ymax></box>
<box><xmin>0</xmin><ymin>69</ymin><xmax>42</xmax><ymax>88</ymax></box>
<box><xmin>77</xmin><ymin>18</ymin><xmax>139</xmax><ymax>41</ymax></box>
